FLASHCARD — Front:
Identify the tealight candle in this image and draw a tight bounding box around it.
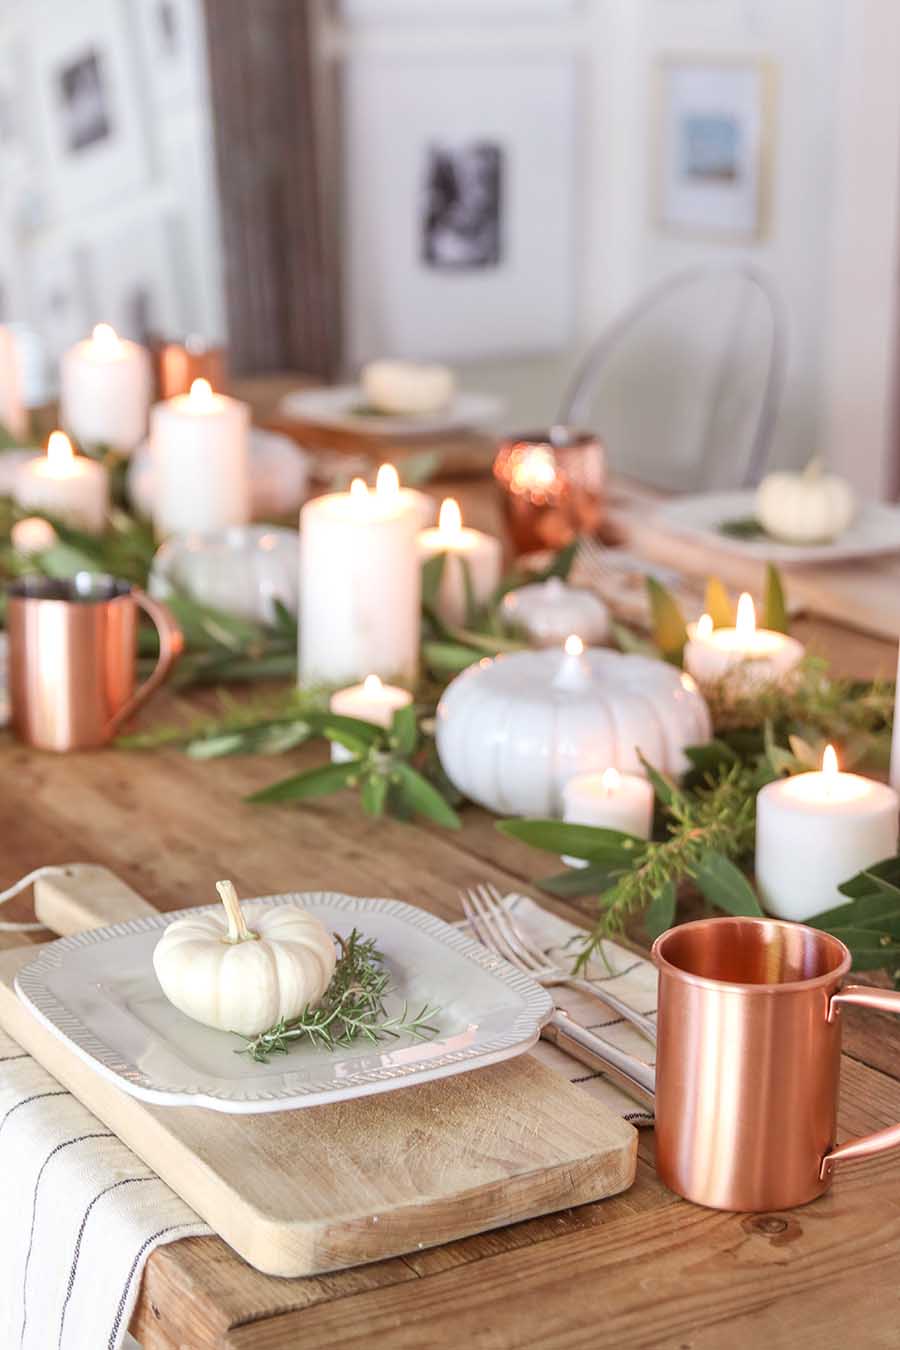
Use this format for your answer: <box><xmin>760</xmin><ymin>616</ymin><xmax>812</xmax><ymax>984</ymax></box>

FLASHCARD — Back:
<box><xmin>0</xmin><ymin>324</ymin><xmax>26</xmax><ymax>441</ymax></box>
<box><xmin>562</xmin><ymin>766</ymin><xmax>654</xmax><ymax>867</ymax></box>
<box><xmin>755</xmin><ymin>745</ymin><xmax>899</xmax><ymax>921</ymax></box>
<box><xmin>299</xmin><ymin>465</ymin><xmax>421</xmax><ymax>685</ymax></box>
<box><xmin>417</xmin><ymin>497</ymin><xmax>502</xmax><ymax>628</ymax></box>
<box><xmin>683</xmin><ymin>594</ymin><xmax>804</xmax><ymax>687</ymax></box>
<box><xmin>501</xmin><ymin>576</ymin><xmax>610</xmax><ymax>647</ymax></box>
<box><xmin>60</xmin><ymin>323</ymin><xmax>152</xmax><ymax>452</ymax></box>
<box><xmin>11</xmin><ymin>516</ymin><xmax>58</xmax><ymax>555</ymax></box>
<box><xmin>150</xmin><ymin>378</ymin><xmax>250</xmax><ymax>537</ymax></box>
<box><xmin>13</xmin><ymin>431</ymin><xmax>109</xmax><ymax>533</ymax></box>
<box><xmin>328</xmin><ymin>674</ymin><xmax>413</xmax><ymax>764</ymax></box>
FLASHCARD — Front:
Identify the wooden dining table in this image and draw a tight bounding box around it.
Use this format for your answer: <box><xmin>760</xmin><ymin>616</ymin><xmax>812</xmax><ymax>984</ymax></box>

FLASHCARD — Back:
<box><xmin>2</xmin><ymin>378</ymin><xmax>900</xmax><ymax>1349</ymax></box>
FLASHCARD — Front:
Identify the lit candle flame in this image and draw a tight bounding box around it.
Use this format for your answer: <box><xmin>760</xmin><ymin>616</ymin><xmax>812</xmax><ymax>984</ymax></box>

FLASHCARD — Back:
<box><xmin>350</xmin><ymin>477</ymin><xmax>368</xmax><ymax>500</ymax></box>
<box><xmin>438</xmin><ymin>497</ymin><xmax>462</xmax><ymax>535</ymax></box>
<box><xmin>363</xmin><ymin>674</ymin><xmax>383</xmax><ymax>695</ymax></box>
<box><xmin>91</xmin><ymin>323</ymin><xmax>120</xmax><ymax>354</ymax></box>
<box><xmin>46</xmin><ymin>430</ymin><xmax>75</xmax><ymax>472</ymax></box>
<box><xmin>510</xmin><ymin>446</ymin><xmax>558</xmax><ymax>492</ymax></box>
<box><xmin>375</xmin><ymin>463</ymin><xmax>400</xmax><ymax>500</ymax></box>
<box><xmin>695</xmin><ymin>613</ymin><xmax>714</xmax><ymax>640</ymax></box>
<box><xmin>735</xmin><ymin>592</ymin><xmax>757</xmax><ymax>639</ymax></box>
<box><xmin>601</xmin><ymin>767</ymin><xmax>621</xmax><ymax>794</ymax></box>
<box><xmin>564</xmin><ymin>634</ymin><xmax>584</xmax><ymax>656</ymax></box>
<box><xmin>822</xmin><ymin>744</ymin><xmax>838</xmax><ymax>778</ymax></box>
<box><xmin>189</xmin><ymin>377</ymin><xmax>214</xmax><ymax>406</ymax></box>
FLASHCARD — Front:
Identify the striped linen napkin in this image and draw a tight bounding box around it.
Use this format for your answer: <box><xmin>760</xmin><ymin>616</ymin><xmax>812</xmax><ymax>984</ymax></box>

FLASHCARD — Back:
<box><xmin>0</xmin><ymin>893</ymin><xmax>654</xmax><ymax>1348</ymax></box>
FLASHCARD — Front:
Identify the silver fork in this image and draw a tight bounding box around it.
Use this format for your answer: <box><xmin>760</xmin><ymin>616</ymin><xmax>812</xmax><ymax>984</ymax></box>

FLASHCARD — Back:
<box><xmin>460</xmin><ymin>882</ymin><xmax>657</xmax><ymax>1045</ymax></box>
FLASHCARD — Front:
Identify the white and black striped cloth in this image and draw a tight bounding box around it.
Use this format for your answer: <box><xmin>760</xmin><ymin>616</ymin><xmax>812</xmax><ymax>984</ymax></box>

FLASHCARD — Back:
<box><xmin>0</xmin><ymin>1030</ymin><xmax>209</xmax><ymax>1350</ymax></box>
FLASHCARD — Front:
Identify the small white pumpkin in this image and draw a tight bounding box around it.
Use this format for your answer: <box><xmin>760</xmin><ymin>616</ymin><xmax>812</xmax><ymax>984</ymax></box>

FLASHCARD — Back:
<box><xmin>756</xmin><ymin>458</ymin><xmax>856</xmax><ymax>544</ymax></box>
<box><xmin>153</xmin><ymin>881</ymin><xmax>337</xmax><ymax>1037</ymax></box>
<box><xmin>361</xmin><ymin>360</ymin><xmax>455</xmax><ymax>415</ymax></box>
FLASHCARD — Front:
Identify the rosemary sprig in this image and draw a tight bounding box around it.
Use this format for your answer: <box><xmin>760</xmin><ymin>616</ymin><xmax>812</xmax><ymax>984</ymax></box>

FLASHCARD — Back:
<box><xmin>238</xmin><ymin>927</ymin><xmax>441</xmax><ymax>1061</ymax></box>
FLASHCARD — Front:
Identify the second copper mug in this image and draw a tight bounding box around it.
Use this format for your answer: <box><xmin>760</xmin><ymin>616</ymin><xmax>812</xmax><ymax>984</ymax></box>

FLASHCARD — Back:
<box><xmin>8</xmin><ymin>575</ymin><xmax>182</xmax><ymax>751</ymax></box>
<box><xmin>652</xmin><ymin>916</ymin><xmax>900</xmax><ymax>1211</ymax></box>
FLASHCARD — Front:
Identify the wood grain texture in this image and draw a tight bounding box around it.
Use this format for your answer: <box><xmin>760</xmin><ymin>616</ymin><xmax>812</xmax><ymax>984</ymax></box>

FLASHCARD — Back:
<box><xmin>2</xmin><ymin>442</ymin><xmax>899</xmax><ymax>1346</ymax></box>
<box><xmin>0</xmin><ymin>875</ymin><xmax>635</xmax><ymax>1279</ymax></box>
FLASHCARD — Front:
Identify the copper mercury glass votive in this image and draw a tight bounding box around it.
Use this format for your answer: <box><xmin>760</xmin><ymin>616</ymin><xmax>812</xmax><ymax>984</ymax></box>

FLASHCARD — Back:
<box><xmin>493</xmin><ymin>426</ymin><xmax>607</xmax><ymax>555</ymax></box>
<box><xmin>153</xmin><ymin>335</ymin><xmax>228</xmax><ymax>400</ymax></box>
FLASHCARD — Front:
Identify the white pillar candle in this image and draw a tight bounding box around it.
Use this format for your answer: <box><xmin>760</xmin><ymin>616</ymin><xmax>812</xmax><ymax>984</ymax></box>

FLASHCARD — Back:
<box><xmin>11</xmin><ymin>516</ymin><xmax>58</xmax><ymax>555</ymax></box>
<box><xmin>562</xmin><ymin>767</ymin><xmax>654</xmax><ymax>866</ymax></box>
<box><xmin>755</xmin><ymin>745</ymin><xmax>899</xmax><ymax>921</ymax></box>
<box><xmin>417</xmin><ymin>497</ymin><xmax>502</xmax><ymax>628</ymax></box>
<box><xmin>299</xmin><ymin>468</ymin><xmax>421</xmax><ymax>686</ymax></box>
<box><xmin>376</xmin><ymin>463</ymin><xmax>435</xmax><ymax>531</ymax></box>
<box><xmin>13</xmin><ymin>431</ymin><xmax>109</xmax><ymax>533</ymax></box>
<box><xmin>0</xmin><ymin>324</ymin><xmax>26</xmax><ymax>441</ymax></box>
<box><xmin>501</xmin><ymin>576</ymin><xmax>610</xmax><ymax>647</ymax></box>
<box><xmin>683</xmin><ymin>595</ymin><xmax>804</xmax><ymax>688</ymax></box>
<box><xmin>60</xmin><ymin>323</ymin><xmax>152</xmax><ymax>452</ymax></box>
<box><xmin>328</xmin><ymin>673</ymin><xmax>413</xmax><ymax>763</ymax></box>
<box><xmin>150</xmin><ymin>378</ymin><xmax>250</xmax><ymax>538</ymax></box>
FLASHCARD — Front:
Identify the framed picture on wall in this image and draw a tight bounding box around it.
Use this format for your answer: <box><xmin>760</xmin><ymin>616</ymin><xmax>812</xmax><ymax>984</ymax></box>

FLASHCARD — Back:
<box><xmin>31</xmin><ymin>0</ymin><xmax>150</xmax><ymax>218</ymax></box>
<box><xmin>344</xmin><ymin>51</ymin><xmax>579</xmax><ymax>363</ymax></box>
<box><xmin>655</xmin><ymin>57</ymin><xmax>775</xmax><ymax>240</ymax></box>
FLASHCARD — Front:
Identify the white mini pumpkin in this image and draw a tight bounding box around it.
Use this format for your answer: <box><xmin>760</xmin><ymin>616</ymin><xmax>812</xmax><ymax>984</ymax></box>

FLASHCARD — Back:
<box><xmin>362</xmin><ymin>360</ymin><xmax>455</xmax><ymax>415</ymax></box>
<box><xmin>153</xmin><ymin>881</ymin><xmax>337</xmax><ymax>1037</ymax></box>
<box><xmin>756</xmin><ymin>458</ymin><xmax>856</xmax><ymax>544</ymax></box>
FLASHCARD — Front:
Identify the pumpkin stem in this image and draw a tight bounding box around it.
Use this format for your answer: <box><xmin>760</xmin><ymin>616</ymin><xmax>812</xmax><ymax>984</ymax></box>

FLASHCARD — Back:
<box><xmin>803</xmin><ymin>456</ymin><xmax>823</xmax><ymax>480</ymax></box>
<box><xmin>216</xmin><ymin>879</ymin><xmax>258</xmax><ymax>944</ymax></box>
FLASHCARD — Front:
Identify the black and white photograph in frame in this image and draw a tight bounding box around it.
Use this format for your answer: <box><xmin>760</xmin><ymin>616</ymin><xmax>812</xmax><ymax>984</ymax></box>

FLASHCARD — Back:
<box><xmin>422</xmin><ymin>142</ymin><xmax>503</xmax><ymax>270</ymax></box>
<box><xmin>32</xmin><ymin>0</ymin><xmax>150</xmax><ymax>218</ymax></box>
<box><xmin>344</xmin><ymin>51</ymin><xmax>577</xmax><ymax>364</ymax></box>
<box><xmin>656</xmin><ymin>57</ymin><xmax>773</xmax><ymax>239</ymax></box>
<box><xmin>56</xmin><ymin>48</ymin><xmax>113</xmax><ymax>153</ymax></box>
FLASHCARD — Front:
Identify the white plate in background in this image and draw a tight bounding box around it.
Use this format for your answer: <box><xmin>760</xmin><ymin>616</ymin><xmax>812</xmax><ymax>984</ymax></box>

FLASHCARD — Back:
<box><xmin>280</xmin><ymin>385</ymin><xmax>506</xmax><ymax>437</ymax></box>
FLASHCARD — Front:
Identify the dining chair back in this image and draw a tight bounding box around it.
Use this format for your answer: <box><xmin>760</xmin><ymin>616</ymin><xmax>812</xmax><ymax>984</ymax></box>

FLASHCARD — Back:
<box><xmin>557</xmin><ymin>264</ymin><xmax>787</xmax><ymax>491</ymax></box>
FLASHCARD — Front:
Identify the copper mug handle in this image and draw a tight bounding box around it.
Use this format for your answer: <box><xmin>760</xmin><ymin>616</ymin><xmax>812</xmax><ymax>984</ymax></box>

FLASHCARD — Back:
<box><xmin>105</xmin><ymin>587</ymin><xmax>184</xmax><ymax>737</ymax></box>
<box><xmin>819</xmin><ymin>985</ymin><xmax>900</xmax><ymax>1180</ymax></box>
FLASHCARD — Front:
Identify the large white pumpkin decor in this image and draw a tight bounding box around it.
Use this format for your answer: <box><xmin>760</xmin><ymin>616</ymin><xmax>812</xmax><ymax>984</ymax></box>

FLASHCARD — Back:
<box><xmin>153</xmin><ymin>881</ymin><xmax>336</xmax><ymax>1037</ymax></box>
<box><xmin>436</xmin><ymin>645</ymin><xmax>711</xmax><ymax>817</ymax></box>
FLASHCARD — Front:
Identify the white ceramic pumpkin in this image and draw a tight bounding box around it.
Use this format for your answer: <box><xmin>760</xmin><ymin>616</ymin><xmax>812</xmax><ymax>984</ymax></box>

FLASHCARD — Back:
<box><xmin>362</xmin><ymin>360</ymin><xmax>455</xmax><ymax>415</ymax></box>
<box><xmin>756</xmin><ymin>459</ymin><xmax>856</xmax><ymax>544</ymax></box>
<box><xmin>436</xmin><ymin>648</ymin><xmax>711</xmax><ymax>817</ymax></box>
<box><xmin>153</xmin><ymin>882</ymin><xmax>336</xmax><ymax>1037</ymax></box>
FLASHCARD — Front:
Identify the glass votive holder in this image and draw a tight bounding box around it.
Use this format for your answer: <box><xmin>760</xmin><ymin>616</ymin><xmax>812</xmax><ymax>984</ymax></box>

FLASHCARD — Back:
<box><xmin>153</xmin><ymin>335</ymin><xmax>229</xmax><ymax>400</ymax></box>
<box><xmin>493</xmin><ymin>426</ymin><xmax>606</xmax><ymax>555</ymax></box>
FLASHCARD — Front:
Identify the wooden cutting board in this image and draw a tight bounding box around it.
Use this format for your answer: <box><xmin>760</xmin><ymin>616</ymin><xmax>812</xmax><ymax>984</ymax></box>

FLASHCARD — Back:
<box><xmin>0</xmin><ymin>866</ymin><xmax>637</xmax><ymax>1278</ymax></box>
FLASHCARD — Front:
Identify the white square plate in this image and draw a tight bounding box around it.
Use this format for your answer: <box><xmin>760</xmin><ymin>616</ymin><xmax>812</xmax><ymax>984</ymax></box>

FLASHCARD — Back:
<box><xmin>15</xmin><ymin>893</ymin><xmax>553</xmax><ymax>1113</ymax></box>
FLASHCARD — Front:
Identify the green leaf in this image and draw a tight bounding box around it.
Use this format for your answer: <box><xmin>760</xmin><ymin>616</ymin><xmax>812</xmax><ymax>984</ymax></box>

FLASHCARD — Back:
<box><xmin>646</xmin><ymin>576</ymin><xmax>687</xmax><ymax>662</ymax></box>
<box><xmin>823</xmin><ymin>928</ymin><xmax>900</xmax><ymax>971</ymax></box>
<box><xmin>809</xmin><ymin>892</ymin><xmax>900</xmax><ymax>933</ymax></box>
<box><xmin>693</xmin><ymin>851</ymin><xmax>763</xmax><ymax>916</ymax></box>
<box><xmin>838</xmin><ymin>856</ymin><xmax>900</xmax><ymax>900</ymax></box>
<box><xmin>361</xmin><ymin>771</ymin><xmax>388</xmax><ymax>817</ymax></box>
<box><xmin>496</xmin><ymin>818</ymin><xmax>644</xmax><ymax>860</ymax></box>
<box><xmin>247</xmin><ymin>759</ymin><xmax>360</xmax><ymax>804</ymax></box>
<box><xmin>0</xmin><ymin>422</ymin><xmax>25</xmax><ymax>449</ymax></box>
<box><xmin>187</xmin><ymin>721</ymin><xmax>310</xmax><ymax>759</ymax></box>
<box><xmin>392</xmin><ymin>762</ymin><xmax>461</xmax><ymax>829</ymax></box>
<box><xmin>637</xmin><ymin>753</ymin><xmax>681</xmax><ymax>808</ymax></box>
<box><xmin>704</xmin><ymin>576</ymin><xmax>733</xmax><ymax>628</ymax></box>
<box><xmin>421</xmin><ymin>551</ymin><xmax>447</xmax><ymax>610</ymax></box>
<box><xmin>39</xmin><ymin>541</ymin><xmax>103</xmax><ymax>577</ymax></box>
<box><xmin>538</xmin><ymin>539</ymin><xmax>577</xmax><ymax>582</ymax></box>
<box><xmin>683</xmin><ymin>739</ymin><xmax>739</xmax><ymax>773</ymax></box>
<box><xmin>315</xmin><ymin>712</ymin><xmax>385</xmax><ymax>749</ymax></box>
<box><xmin>763</xmin><ymin>562</ymin><xmax>789</xmax><ymax>634</ymax></box>
<box><xmin>460</xmin><ymin>555</ymin><xmax>479</xmax><ymax>629</ymax></box>
<box><xmin>538</xmin><ymin>861</ymin><xmax>633</xmax><ymax>898</ymax></box>
<box><xmin>645</xmin><ymin>880</ymin><xmax>677</xmax><ymax>939</ymax></box>
<box><xmin>400</xmin><ymin>448</ymin><xmax>443</xmax><ymax>486</ymax></box>
<box><xmin>390</xmin><ymin>703</ymin><xmax>418</xmax><ymax>756</ymax></box>
<box><xmin>718</xmin><ymin>516</ymin><xmax>766</xmax><ymax>540</ymax></box>
<box><xmin>422</xmin><ymin>640</ymin><xmax>480</xmax><ymax>675</ymax></box>
<box><xmin>610</xmin><ymin>620</ymin><xmax>659</xmax><ymax>658</ymax></box>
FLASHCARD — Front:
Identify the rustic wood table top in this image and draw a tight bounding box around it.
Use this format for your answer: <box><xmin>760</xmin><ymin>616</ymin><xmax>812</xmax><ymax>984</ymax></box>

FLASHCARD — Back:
<box><xmin>3</xmin><ymin>380</ymin><xmax>900</xmax><ymax>1349</ymax></box>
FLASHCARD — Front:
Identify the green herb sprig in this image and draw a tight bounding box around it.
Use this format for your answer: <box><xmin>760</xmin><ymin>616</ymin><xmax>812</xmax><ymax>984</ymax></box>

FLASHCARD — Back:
<box><xmin>239</xmin><ymin>927</ymin><xmax>441</xmax><ymax>1061</ymax></box>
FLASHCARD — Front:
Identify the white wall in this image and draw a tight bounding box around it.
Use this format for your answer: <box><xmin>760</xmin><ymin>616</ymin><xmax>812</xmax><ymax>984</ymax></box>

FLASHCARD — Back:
<box><xmin>338</xmin><ymin>0</ymin><xmax>850</xmax><ymax>480</ymax></box>
<box><xmin>0</xmin><ymin>0</ymin><xmax>225</xmax><ymax>400</ymax></box>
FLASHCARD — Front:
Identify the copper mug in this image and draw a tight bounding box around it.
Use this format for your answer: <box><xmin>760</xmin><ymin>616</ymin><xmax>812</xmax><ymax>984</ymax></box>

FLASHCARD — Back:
<box><xmin>8</xmin><ymin>575</ymin><xmax>183</xmax><ymax>751</ymax></box>
<box><xmin>652</xmin><ymin>916</ymin><xmax>900</xmax><ymax>1211</ymax></box>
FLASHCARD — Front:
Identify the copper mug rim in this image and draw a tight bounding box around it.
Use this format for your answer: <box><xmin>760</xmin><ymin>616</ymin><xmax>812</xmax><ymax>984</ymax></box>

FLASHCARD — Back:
<box><xmin>8</xmin><ymin>573</ymin><xmax>134</xmax><ymax>606</ymax></box>
<box><xmin>651</xmin><ymin>914</ymin><xmax>852</xmax><ymax>996</ymax></box>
